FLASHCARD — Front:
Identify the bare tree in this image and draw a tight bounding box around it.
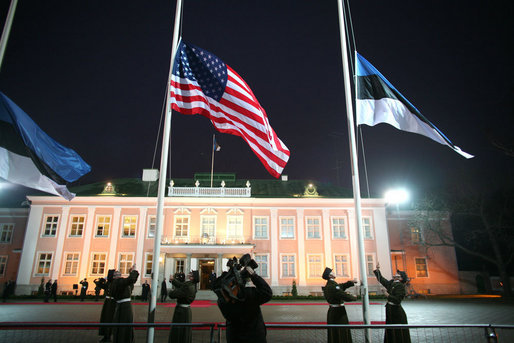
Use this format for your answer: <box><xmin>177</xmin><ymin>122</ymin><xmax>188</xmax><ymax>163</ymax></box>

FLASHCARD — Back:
<box><xmin>412</xmin><ymin>188</ymin><xmax>514</xmax><ymax>298</ymax></box>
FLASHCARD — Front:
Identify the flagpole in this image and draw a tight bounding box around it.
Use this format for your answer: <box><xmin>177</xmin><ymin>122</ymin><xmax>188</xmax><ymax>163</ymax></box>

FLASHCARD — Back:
<box><xmin>147</xmin><ymin>0</ymin><xmax>183</xmax><ymax>342</ymax></box>
<box><xmin>336</xmin><ymin>0</ymin><xmax>371</xmax><ymax>339</ymax></box>
<box><xmin>210</xmin><ymin>134</ymin><xmax>215</xmax><ymax>187</ymax></box>
<box><xmin>0</xmin><ymin>0</ymin><xmax>18</xmax><ymax>72</ymax></box>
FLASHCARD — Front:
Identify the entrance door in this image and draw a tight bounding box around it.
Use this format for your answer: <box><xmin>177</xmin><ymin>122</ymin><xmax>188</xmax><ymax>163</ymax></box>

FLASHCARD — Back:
<box><xmin>199</xmin><ymin>259</ymin><xmax>215</xmax><ymax>290</ymax></box>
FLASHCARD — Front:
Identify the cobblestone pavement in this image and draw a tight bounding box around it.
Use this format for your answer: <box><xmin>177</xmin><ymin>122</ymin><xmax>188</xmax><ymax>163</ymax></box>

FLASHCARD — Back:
<box><xmin>1</xmin><ymin>297</ymin><xmax>513</xmax><ymax>342</ymax></box>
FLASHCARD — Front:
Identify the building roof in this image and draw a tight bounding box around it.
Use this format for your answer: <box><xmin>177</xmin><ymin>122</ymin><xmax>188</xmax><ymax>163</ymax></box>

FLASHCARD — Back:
<box><xmin>68</xmin><ymin>176</ymin><xmax>354</xmax><ymax>198</ymax></box>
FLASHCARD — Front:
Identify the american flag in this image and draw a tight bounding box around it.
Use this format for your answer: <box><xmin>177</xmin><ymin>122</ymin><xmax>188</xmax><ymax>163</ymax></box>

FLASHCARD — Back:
<box><xmin>170</xmin><ymin>41</ymin><xmax>290</xmax><ymax>178</ymax></box>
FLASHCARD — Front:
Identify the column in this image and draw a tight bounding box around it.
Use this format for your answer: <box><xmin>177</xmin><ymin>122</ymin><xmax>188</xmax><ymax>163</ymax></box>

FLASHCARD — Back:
<box><xmin>107</xmin><ymin>207</ymin><xmax>121</xmax><ymax>269</ymax></box>
<box><xmin>186</xmin><ymin>253</ymin><xmax>192</xmax><ymax>272</ymax></box>
<box><xmin>135</xmin><ymin>207</ymin><xmax>148</xmax><ymax>278</ymax></box>
<box><xmin>79</xmin><ymin>207</ymin><xmax>96</xmax><ymax>278</ymax></box>
<box><xmin>51</xmin><ymin>206</ymin><xmax>70</xmax><ymax>280</ymax></box>
<box><xmin>296</xmin><ymin>208</ymin><xmax>306</xmax><ymax>287</ymax></box>
<box><xmin>17</xmin><ymin>206</ymin><xmax>43</xmax><ymax>286</ymax></box>
<box><xmin>217</xmin><ymin>253</ymin><xmax>223</xmax><ymax>275</ymax></box>
<box><xmin>270</xmin><ymin>208</ymin><xmax>279</xmax><ymax>286</ymax></box>
<box><xmin>347</xmin><ymin>209</ymin><xmax>361</xmax><ymax>281</ymax></box>
<box><xmin>374</xmin><ymin>207</ymin><xmax>392</xmax><ymax>278</ymax></box>
<box><xmin>322</xmin><ymin>209</ymin><xmax>332</xmax><ymax>267</ymax></box>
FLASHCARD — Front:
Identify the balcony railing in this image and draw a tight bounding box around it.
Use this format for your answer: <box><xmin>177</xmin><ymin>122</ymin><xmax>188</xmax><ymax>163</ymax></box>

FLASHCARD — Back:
<box><xmin>167</xmin><ymin>181</ymin><xmax>252</xmax><ymax>197</ymax></box>
<box><xmin>160</xmin><ymin>234</ymin><xmax>251</xmax><ymax>245</ymax></box>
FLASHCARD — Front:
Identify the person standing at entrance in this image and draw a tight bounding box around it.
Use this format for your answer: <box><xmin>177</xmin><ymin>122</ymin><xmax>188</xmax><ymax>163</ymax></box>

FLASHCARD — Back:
<box><xmin>168</xmin><ymin>270</ymin><xmax>199</xmax><ymax>343</ymax></box>
<box><xmin>374</xmin><ymin>263</ymin><xmax>411</xmax><ymax>343</ymax></box>
<box><xmin>160</xmin><ymin>279</ymin><xmax>168</xmax><ymax>302</ymax></box>
<box><xmin>44</xmin><ymin>279</ymin><xmax>52</xmax><ymax>303</ymax></box>
<box><xmin>322</xmin><ymin>267</ymin><xmax>356</xmax><ymax>343</ymax></box>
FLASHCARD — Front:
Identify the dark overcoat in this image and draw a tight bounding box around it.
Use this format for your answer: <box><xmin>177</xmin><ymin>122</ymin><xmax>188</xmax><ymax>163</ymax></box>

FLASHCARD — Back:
<box><xmin>99</xmin><ymin>280</ymin><xmax>116</xmax><ymax>338</ymax></box>
<box><xmin>217</xmin><ymin>273</ymin><xmax>273</xmax><ymax>343</ymax></box>
<box><xmin>168</xmin><ymin>279</ymin><xmax>197</xmax><ymax>343</ymax></box>
<box><xmin>111</xmin><ymin>270</ymin><xmax>139</xmax><ymax>343</ymax></box>
<box><xmin>322</xmin><ymin>279</ymin><xmax>356</xmax><ymax>343</ymax></box>
<box><xmin>374</xmin><ymin>270</ymin><xmax>411</xmax><ymax>343</ymax></box>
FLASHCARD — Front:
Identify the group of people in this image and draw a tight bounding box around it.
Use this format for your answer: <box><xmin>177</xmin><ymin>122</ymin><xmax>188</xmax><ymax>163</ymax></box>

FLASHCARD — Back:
<box><xmin>322</xmin><ymin>262</ymin><xmax>411</xmax><ymax>343</ymax></box>
<box><xmin>79</xmin><ymin>256</ymin><xmax>408</xmax><ymax>343</ymax></box>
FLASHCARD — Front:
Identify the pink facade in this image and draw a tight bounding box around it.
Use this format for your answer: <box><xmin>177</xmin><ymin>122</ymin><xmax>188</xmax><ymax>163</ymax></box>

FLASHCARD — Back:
<box><xmin>15</xmin><ymin>189</ymin><xmax>393</xmax><ymax>296</ymax></box>
<box><xmin>0</xmin><ymin>208</ymin><xmax>28</xmax><ymax>287</ymax></box>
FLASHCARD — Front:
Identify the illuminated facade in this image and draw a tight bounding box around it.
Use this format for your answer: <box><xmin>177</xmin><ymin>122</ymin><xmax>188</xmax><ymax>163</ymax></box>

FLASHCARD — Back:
<box><xmin>5</xmin><ymin>176</ymin><xmax>460</xmax><ymax>296</ymax></box>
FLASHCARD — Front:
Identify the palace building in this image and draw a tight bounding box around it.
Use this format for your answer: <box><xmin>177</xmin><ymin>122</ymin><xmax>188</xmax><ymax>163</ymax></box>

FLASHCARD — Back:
<box><xmin>2</xmin><ymin>174</ymin><xmax>460</xmax><ymax>296</ymax></box>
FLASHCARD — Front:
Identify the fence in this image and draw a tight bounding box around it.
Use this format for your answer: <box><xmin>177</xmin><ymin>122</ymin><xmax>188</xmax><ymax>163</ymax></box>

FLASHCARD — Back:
<box><xmin>0</xmin><ymin>322</ymin><xmax>512</xmax><ymax>343</ymax></box>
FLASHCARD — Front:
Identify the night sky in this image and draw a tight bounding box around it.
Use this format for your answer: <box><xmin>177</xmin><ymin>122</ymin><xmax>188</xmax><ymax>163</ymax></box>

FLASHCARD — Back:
<box><xmin>0</xmin><ymin>0</ymin><xmax>513</xmax><ymax>202</ymax></box>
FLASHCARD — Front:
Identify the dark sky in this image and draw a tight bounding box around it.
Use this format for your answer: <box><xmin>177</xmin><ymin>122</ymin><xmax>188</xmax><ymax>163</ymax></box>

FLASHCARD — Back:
<box><xmin>0</xmin><ymin>0</ymin><xmax>513</xmax><ymax>202</ymax></box>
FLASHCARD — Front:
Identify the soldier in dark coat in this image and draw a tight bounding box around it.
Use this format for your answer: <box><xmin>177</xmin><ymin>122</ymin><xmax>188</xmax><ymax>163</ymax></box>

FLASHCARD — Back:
<box><xmin>79</xmin><ymin>278</ymin><xmax>88</xmax><ymax>301</ymax></box>
<box><xmin>111</xmin><ymin>266</ymin><xmax>139</xmax><ymax>343</ymax></box>
<box><xmin>98</xmin><ymin>270</ymin><xmax>115</xmax><ymax>343</ymax></box>
<box><xmin>322</xmin><ymin>267</ymin><xmax>356</xmax><ymax>343</ymax></box>
<box><xmin>160</xmin><ymin>279</ymin><xmax>168</xmax><ymax>302</ymax></box>
<box><xmin>217</xmin><ymin>264</ymin><xmax>273</xmax><ymax>343</ymax></box>
<box><xmin>168</xmin><ymin>270</ymin><xmax>199</xmax><ymax>343</ymax></box>
<box><xmin>374</xmin><ymin>264</ymin><xmax>411</xmax><ymax>343</ymax></box>
<box><xmin>94</xmin><ymin>277</ymin><xmax>105</xmax><ymax>301</ymax></box>
<box><xmin>141</xmin><ymin>280</ymin><xmax>150</xmax><ymax>301</ymax></box>
<box><xmin>51</xmin><ymin>280</ymin><xmax>58</xmax><ymax>302</ymax></box>
<box><xmin>44</xmin><ymin>279</ymin><xmax>52</xmax><ymax>302</ymax></box>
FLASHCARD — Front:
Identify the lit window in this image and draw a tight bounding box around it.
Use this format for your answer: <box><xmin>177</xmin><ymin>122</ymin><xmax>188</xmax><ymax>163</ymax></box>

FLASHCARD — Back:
<box><xmin>362</xmin><ymin>217</ymin><xmax>373</xmax><ymax>239</ymax></box>
<box><xmin>227</xmin><ymin>216</ymin><xmax>243</xmax><ymax>238</ymax></box>
<box><xmin>145</xmin><ymin>253</ymin><xmax>153</xmax><ymax>277</ymax></box>
<box><xmin>95</xmin><ymin>216</ymin><xmax>111</xmax><ymax>237</ymax></box>
<box><xmin>411</xmin><ymin>227</ymin><xmax>422</xmax><ymax>244</ymax></box>
<box><xmin>365</xmin><ymin>254</ymin><xmax>375</xmax><ymax>277</ymax></box>
<box><xmin>122</xmin><ymin>216</ymin><xmax>137</xmax><ymax>238</ymax></box>
<box><xmin>64</xmin><ymin>253</ymin><xmax>80</xmax><ymax>275</ymax></box>
<box><xmin>254</xmin><ymin>217</ymin><xmax>269</xmax><ymax>239</ymax></box>
<box><xmin>308</xmin><ymin>255</ymin><xmax>322</xmax><ymax>278</ymax></box>
<box><xmin>119</xmin><ymin>253</ymin><xmax>134</xmax><ymax>275</ymax></box>
<box><xmin>306</xmin><ymin>217</ymin><xmax>321</xmax><ymax>239</ymax></box>
<box><xmin>91</xmin><ymin>253</ymin><xmax>107</xmax><ymax>275</ymax></box>
<box><xmin>281</xmin><ymin>255</ymin><xmax>295</xmax><ymax>277</ymax></box>
<box><xmin>0</xmin><ymin>224</ymin><xmax>14</xmax><ymax>243</ymax></box>
<box><xmin>36</xmin><ymin>253</ymin><xmax>52</xmax><ymax>276</ymax></box>
<box><xmin>43</xmin><ymin>216</ymin><xmax>59</xmax><ymax>237</ymax></box>
<box><xmin>254</xmin><ymin>254</ymin><xmax>269</xmax><ymax>278</ymax></box>
<box><xmin>334</xmin><ymin>255</ymin><xmax>349</xmax><ymax>277</ymax></box>
<box><xmin>280</xmin><ymin>217</ymin><xmax>295</xmax><ymax>239</ymax></box>
<box><xmin>0</xmin><ymin>256</ymin><xmax>7</xmax><ymax>276</ymax></box>
<box><xmin>415</xmin><ymin>258</ymin><xmax>428</xmax><ymax>277</ymax></box>
<box><xmin>332</xmin><ymin>218</ymin><xmax>347</xmax><ymax>239</ymax></box>
<box><xmin>69</xmin><ymin>216</ymin><xmax>85</xmax><ymax>237</ymax></box>
<box><xmin>201</xmin><ymin>216</ymin><xmax>216</xmax><ymax>243</ymax></box>
<box><xmin>147</xmin><ymin>216</ymin><xmax>156</xmax><ymax>238</ymax></box>
<box><xmin>174</xmin><ymin>216</ymin><xmax>190</xmax><ymax>238</ymax></box>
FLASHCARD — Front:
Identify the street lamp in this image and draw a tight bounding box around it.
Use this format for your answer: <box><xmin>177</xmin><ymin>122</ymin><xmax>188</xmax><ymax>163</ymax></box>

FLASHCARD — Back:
<box><xmin>384</xmin><ymin>188</ymin><xmax>409</xmax><ymax>206</ymax></box>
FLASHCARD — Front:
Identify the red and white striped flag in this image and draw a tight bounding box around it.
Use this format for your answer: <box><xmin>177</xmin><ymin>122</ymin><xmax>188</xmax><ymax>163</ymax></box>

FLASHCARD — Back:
<box><xmin>170</xmin><ymin>41</ymin><xmax>290</xmax><ymax>178</ymax></box>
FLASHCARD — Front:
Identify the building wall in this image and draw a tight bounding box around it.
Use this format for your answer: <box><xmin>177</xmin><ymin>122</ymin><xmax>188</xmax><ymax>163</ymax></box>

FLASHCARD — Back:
<box><xmin>15</xmin><ymin>194</ymin><xmax>392</xmax><ymax>296</ymax></box>
<box><xmin>0</xmin><ymin>208</ymin><xmax>28</xmax><ymax>291</ymax></box>
<box><xmin>387</xmin><ymin>209</ymin><xmax>460</xmax><ymax>295</ymax></box>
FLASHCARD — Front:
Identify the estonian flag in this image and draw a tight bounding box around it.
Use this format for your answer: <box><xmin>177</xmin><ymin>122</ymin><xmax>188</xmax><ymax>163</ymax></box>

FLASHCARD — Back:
<box><xmin>355</xmin><ymin>53</ymin><xmax>473</xmax><ymax>159</ymax></box>
<box><xmin>0</xmin><ymin>92</ymin><xmax>91</xmax><ymax>200</ymax></box>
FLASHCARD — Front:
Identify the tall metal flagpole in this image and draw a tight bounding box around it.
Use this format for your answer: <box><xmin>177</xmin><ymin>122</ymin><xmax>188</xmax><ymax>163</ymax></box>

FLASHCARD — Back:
<box><xmin>210</xmin><ymin>134</ymin><xmax>215</xmax><ymax>187</ymax></box>
<box><xmin>336</xmin><ymin>0</ymin><xmax>371</xmax><ymax>339</ymax></box>
<box><xmin>0</xmin><ymin>0</ymin><xmax>18</xmax><ymax>72</ymax></box>
<box><xmin>147</xmin><ymin>0</ymin><xmax>183</xmax><ymax>342</ymax></box>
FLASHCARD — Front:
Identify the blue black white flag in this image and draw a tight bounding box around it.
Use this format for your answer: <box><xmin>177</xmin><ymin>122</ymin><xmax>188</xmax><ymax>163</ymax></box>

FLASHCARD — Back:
<box><xmin>355</xmin><ymin>53</ymin><xmax>473</xmax><ymax>159</ymax></box>
<box><xmin>0</xmin><ymin>92</ymin><xmax>91</xmax><ymax>200</ymax></box>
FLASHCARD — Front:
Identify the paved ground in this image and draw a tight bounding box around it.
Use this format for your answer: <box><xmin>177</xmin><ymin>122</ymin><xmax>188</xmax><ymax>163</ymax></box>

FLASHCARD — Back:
<box><xmin>1</xmin><ymin>296</ymin><xmax>513</xmax><ymax>342</ymax></box>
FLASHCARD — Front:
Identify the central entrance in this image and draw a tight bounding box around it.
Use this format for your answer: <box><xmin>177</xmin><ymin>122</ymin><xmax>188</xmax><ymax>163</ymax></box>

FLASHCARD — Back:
<box><xmin>198</xmin><ymin>259</ymin><xmax>215</xmax><ymax>290</ymax></box>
